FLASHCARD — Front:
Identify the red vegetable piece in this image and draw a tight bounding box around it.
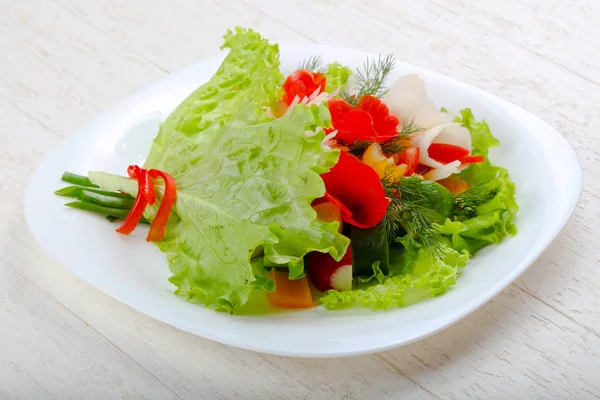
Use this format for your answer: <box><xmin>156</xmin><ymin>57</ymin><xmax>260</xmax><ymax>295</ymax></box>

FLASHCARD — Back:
<box><xmin>327</xmin><ymin>96</ymin><xmax>400</xmax><ymax>144</ymax></box>
<box><xmin>307</xmin><ymin>247</ymin><xmax>353</xmax><ymax>292</ymax></box>
<box><xmin>357</xmin><ymin>95</ymin><xmax>399</xmax><ymax>141</ymax></box>
<box><xmin>327</xmin><ymin>98</ymin><xmax>353</xmax><ymax>122</ymax></box>
<box><xmin>337</xmin><ymin>109</ymin><xmax>377</xmax><ymax>143</ymax></box>
<box><xmin>128</xmin><ymin>165</ymin><xmax>155</xmax><ymax>205</ymax></box>
<box><xmin>459</xmin><ymin>155</ymin><xmax>485</xmax><ymax>165</ymax></box>
<box><xmin>313</xmin><ymin>72</ymin><xmax>326</xmax><ymax>93</ymax></box>
<box><xmin>320</xmin><ymin>151</ymin><xmax>389</xmax><ymax>229</ymax></box>
<box><xmin>396</xmin><ymin>147</ymin><xmax>421</xmax><ymax>176</ymax></box>
<box><xmin>116</xmin><ymin>165</ymin><xmax>151</xmax><ymax>235</ymax></box>
<box><xmin>146</xmin><ymin>169</ymin><xmax>178</xmax><ymax>242</ymax></box>
<box><xmin>428</xmin><ymin>143</ymin><xmax>470</xmax><ymax>165</ymax></box>
<box><xmin>282</xmin><ymin>69</ymin><xmax>326</xmax><ymax>105</ymax></box>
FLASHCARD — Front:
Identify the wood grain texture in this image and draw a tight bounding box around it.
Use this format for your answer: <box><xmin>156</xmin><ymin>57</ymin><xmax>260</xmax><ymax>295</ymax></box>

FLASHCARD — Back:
<box><xmin>1</xmin><ymin>0</ymin><xmax>599</xmax><ymax>399</ymax></box>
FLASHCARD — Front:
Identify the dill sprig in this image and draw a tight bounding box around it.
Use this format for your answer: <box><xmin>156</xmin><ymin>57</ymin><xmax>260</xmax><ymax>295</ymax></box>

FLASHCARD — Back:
<box><xmin>381</xmin><ymin>176</ymin><xmax>447</xmax><ymax>258</ymax></box>
<box><xmin>340</xmin><ymin>53</ymin><xmax>396</xmax><ymax>105</ymax></box>
<box><xmin>348</xmin><ymin>118</ymin><xmax>423</xmax><ymax>157</ymax></box>
<box><xmin>454</xmin><ymin>182</ymin><xmax>500</xmax><ymax>220</ymax></box>
<box><xmin>298</xmin><ymin>55</ymin><xmax>326</xmax><ymax>73</ymax></box>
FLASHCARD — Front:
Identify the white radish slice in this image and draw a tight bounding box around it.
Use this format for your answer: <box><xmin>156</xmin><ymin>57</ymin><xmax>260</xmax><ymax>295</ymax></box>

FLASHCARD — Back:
<box><xmin>330</xmin><ymin>265</ymin><xmax>353</xmax><ymax>292</ymax></box>
<box><xmin>432</xmin><ymin>123</ymin><xmax>472</xmax><ymax>151</ymax></box>
<box><xmin>382</xmin><ymin>74</ymin><xmax>454</xmax><ymax>130</ymax></box>
<box><xmin>423</xmin><ymin>160</ymin><xmax>462</xmax><ymax>181</ymax></box>
<box><xmin>417</xmin><ymin>122</ymin><xmax>472</xmax><ymax>168</ymax></box>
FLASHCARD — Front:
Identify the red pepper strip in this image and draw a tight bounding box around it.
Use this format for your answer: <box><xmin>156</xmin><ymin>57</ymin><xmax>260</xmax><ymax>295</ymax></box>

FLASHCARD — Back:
<box><xmin>396</xmin><ymin>147</ymin><xmax>420</xmax><ymax>176</ymax></box>
<box><xmin>428</xmin><ymin>143</ymin><xmax>470</xmax><ymax>164</ymax></box>
<box><xmin>459</xmin><ymin>155</ymin><xmax>485</xmax><ymax>164</ymax></box>
<box><xmin>146</xmin><ymin>169</ymin><xmax>177</xmax><ymax>242</ymax></box>
<box><xmin>320</xmin><ymin>151</ymin><xmax>389</xmax><ymax>229</ymax></box>
<box><xmin>128</xmin><ymin>165</ymin><xmax>155</xmax><ymax>205</ymax></box>
<box><xmin>116</xmin><ymin>165</ymin><xmax>150</xmax><ymax>235</ymax></box>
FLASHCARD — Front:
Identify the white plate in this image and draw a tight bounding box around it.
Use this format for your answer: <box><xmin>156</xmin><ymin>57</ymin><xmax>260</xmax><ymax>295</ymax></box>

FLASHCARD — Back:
<box><xmin>24</xmin><ymin>44</ymin><xmax>582</xmax><ymax>358</ymax></box>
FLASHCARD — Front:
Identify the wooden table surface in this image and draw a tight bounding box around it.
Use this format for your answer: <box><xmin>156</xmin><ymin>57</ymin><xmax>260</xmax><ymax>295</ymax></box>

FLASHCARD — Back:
<box><xmin>1</xmin><ymin>0</ymin><xmax>599</xmax><ymax>399</ymax></box>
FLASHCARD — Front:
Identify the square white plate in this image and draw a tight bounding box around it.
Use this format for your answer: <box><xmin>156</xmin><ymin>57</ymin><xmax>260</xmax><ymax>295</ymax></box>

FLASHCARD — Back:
<box><xmin>24</xmin><ymin>44</ymin><xmax>581</xmax><ymax>357</ymax></box>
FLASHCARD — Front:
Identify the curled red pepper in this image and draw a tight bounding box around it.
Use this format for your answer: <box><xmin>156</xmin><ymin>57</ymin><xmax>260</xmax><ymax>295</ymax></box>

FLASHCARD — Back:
<box><xmin>116</xmin><ymin>165</ymin><xmax>177</xmax><ymax>242</ymax></box>
<box><xmin>116</xmin><ymin>166</ymin><xmax>151</xmax><ymax>235</ymax></box>
<box><xmin>319</xmin><ymin>151</ymin><xmax>389</xmax><ymax>229</ymax></box>
<box><xmin>146</xmin><ymin>169</ymin><xmax>177</xmax><ymax>242</ymax></box>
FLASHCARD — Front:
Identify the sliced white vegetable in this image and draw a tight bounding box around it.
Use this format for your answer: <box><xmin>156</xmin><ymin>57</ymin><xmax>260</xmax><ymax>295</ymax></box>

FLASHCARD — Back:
<box><xmin>432</xmin><ymin>122</ymin><xmax>472</xmax><ymax>151</ymax></box>
<box><xmin>330</xmin><ymin>265</ymin><xmax>353</xmax><ymax>292</ymax></box>
<box><xmin>423</xmin><ymin>160</ymin><xmax>462</xmax><ymax>181</ymax></box>
<box><xmin>417</xmin><ymin>122</ymin><xmax>472</xmax><ymax>168</ymax></box>
<box><xmin>382</xmin><ymin>74</ymin><xmax>454</xmax><ymax>130</ymax></box>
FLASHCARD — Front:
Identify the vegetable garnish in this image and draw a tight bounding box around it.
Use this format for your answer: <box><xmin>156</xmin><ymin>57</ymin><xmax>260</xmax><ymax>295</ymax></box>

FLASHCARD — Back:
<box><xmin>327</xmin><ymin>95</ymin><xmax>400</xmax><ymax>144</ymax></box>
<box><xmin>320</xmin><ymin>150</ymin><xmax>389</xmax><ymax>229</ymax></box>
<box><xmin>146</xmin><ymin>169</ymin><xmax>177</xmax><ymax>242</ymax></box>
<box><xmin>282</xmin><ymin>69</ymin><xmax>326</xmax><ymax>105</ymax></box>
<box><xmin>54</xmin><ymin>27</ymin><xmax>518</xmax><ymax>314</ymax></box>
<box><xmin>340</xmin><ymin>53</ymin><xmax>396</xmax><ymax>105</ymax></box>
<box><xmin>298</xmin><ymin>55</ymin><xmax>326</xmax><ymax>73</ymax></box>
<box><xmin>115</xmin><ymin>166</ymin><xmax>152</xmax><ymax>236</ymax></box>
<box><xmin>114</xmin><ymin>165</ymin><xmax>177</xmax><ymax>242</ymax></box>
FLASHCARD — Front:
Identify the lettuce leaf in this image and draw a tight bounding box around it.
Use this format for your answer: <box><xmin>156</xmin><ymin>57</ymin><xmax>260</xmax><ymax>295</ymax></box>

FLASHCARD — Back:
<box><xmin>444</xmin><ymin>109</ymin><xmax>518</xmax><ymax>255</ymax></box>
<box><xmin>150</xmin><ymin>103</ymin><xmax>348</xmax><ymax>313</ymax></box>
<box><xmin>324</xmin><ymin>62</ymin><xmax>351</xmax><ymax>93</ymax></box>
<box><xmin>145</xmin><ymin>27</ymin><xmax>284</xmax><ymax>168</ymax></box>
<box><xmin>440</xmin><ymin>171</ymin><xmax>518</xmax><ymax>255</ymax></box>
<box><xmin>455</xmin><ymin>108</ymin><xmax>500</xmax><ymax>156</ymax></box>
<box><xmin>321</xmin><ymin>240</ymin><xmax>468</xmax><ymax>310</ymax></box>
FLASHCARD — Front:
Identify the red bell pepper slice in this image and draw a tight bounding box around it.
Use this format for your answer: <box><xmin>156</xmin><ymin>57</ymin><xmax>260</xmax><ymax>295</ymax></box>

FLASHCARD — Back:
<box><xmin>116</xmin><ymin>165</ymin><xmax>177</xmax><ymax>241</ymax></box>
<box><xmin>128</xmin><ymin>165</ymin><xmax>155</xmax><ymax>205</ymax></box>
<box><xmin>327</xmin><ymin>95</ymin><xmax>399</xmax><ymax>144</ymax></box>
<box><xmin>396</xmin><ymin>147</ymin><xmax>420</xmax><ymax>176</ymax></box>
<box><xmin>146</xmin><ymin>169</ymin><xmax>177</xmax><ymax>242</ymax></box>
<box><xmin>320</xmin><ymin>151</ymin><xmax>389</xmax><ymax>229</ymax></box>
<box><xmin>427</xmin><ymin>143</ymin><xmax>470</xmax><ymax>164</ymax></box>
<box><xmin>282</xmin><ymin>69</ymin><xmax>326</xmax><ymax>105</ymax></box>
<box><xmin>116</xmin><ymin>166</ymin><xmax>151</xmax><ymax>235</ymax></box>
<box><xmin>459</xmin><ymin>155</ymin><xmax>485</xmax><ymax>164</ymax></box>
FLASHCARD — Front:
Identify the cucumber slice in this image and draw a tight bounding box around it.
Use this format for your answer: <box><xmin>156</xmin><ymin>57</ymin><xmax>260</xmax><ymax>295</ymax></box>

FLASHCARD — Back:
<box><xmin>350</xmin><ymin>221</ymin><xmax>389</xmax><ymax>277</ymax></box>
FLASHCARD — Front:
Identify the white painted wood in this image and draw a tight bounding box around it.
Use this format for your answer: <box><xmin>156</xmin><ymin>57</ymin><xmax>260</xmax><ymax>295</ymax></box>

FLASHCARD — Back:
<box><xmin>1</xmin><ymin>0</ymin><xmax>598</xmax><ymax>398</ymax></box>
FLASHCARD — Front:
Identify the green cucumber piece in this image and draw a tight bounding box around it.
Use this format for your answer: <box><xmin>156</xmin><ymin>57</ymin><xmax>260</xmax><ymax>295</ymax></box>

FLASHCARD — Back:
<box><xmin>350</xmin><ymin>221</ymin><xmax>389</xmax><ymax>277</ymax></box>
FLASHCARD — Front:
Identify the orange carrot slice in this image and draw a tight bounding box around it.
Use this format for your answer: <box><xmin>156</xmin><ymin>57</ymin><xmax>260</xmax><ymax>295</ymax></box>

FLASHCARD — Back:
<box><xmin>266</xmin><ymin>270</ymin><xmax>315</xmax><ymax>309</ymax></box>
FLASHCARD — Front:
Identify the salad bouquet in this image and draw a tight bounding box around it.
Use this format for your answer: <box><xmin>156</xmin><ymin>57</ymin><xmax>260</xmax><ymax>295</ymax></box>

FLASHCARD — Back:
<box><xmin>55</xmin><ymin>27</ymin><xmax>518</xmax><ymax>314</ymax></box>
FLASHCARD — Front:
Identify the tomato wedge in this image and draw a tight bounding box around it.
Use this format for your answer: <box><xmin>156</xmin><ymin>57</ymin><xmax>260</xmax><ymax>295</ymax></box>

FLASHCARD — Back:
<box><xmin>396</xmin><ymin>147</ymin><xmax>420</xmax><ymax>176</ymax></box>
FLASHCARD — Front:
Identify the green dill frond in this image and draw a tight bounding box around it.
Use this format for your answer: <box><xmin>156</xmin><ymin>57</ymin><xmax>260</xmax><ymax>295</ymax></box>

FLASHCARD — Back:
<box><xmin>340</xmin><ymin>53</ymin><xmax>396</xmax><ymax>105</ymax></box>
<box><xmin>399</xmin><ymin>118</ymin><xmax>423</xmax><ymax>137</ymax></box>
<box><xmin>381</xmin><ymin>176</ymin><xmax>447</xmax><ymax>258</ymax></box>
<box><xmin>454</xmin><ymin>181</ymin><xmax>500</xmax><ymax>220</ymax></box>
<box><xmin>298</xmin><ymin>55</ymin><xmax>326</xmax><ymax>73</ymax></box>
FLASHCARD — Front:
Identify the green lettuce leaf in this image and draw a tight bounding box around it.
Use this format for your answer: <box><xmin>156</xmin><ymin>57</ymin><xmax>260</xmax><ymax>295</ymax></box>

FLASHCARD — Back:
<box><xmin>455</xmin><ymin>108</ymin><xmax>500</xmax><ymax>156</ymax></box>
<box><xmin>145</xmin><ymin>27</ymin><xmax>284</xmax><ymax>168</ymax></box>
<box><xmin>440</xmin><ymin>171</ymin><xmax>518</xmax><ymax>255</ymax></box>
<box><xmin>324</xmin><ymin>62</ymin><xmax>351</xmax><ymax>93</ymax></box>
<box><xmin>443</xmin><ymin>109</ymin><xmax>518</xmax><ymax>255</ymax></box>
<box><xmin>137</xmin><ymin>104</ymin><xmax>348</xmax><ymax>313</ymax></box>
<box><xmin>321</xmin><ymin>240</ymin><xmax>469</xmax><ymax>310</ymax></box>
